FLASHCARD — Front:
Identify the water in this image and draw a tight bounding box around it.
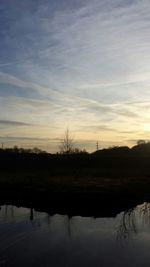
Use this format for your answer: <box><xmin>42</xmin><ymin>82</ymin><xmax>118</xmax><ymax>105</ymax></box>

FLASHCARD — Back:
<box><xmin>0</xmin><ymin>203</ymin><xmax>150</xmax><ymax>266</ymax></box>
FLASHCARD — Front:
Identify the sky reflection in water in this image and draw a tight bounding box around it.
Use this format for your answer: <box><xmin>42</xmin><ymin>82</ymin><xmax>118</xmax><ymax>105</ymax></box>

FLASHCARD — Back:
<box><xmin>0</xmin><ymin>203</ymin><xmax>150</xmax><ymax>266</ymax></box>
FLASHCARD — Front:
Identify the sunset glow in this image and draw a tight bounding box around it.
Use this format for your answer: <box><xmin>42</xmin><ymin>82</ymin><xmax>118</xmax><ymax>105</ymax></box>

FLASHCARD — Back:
<box><xmin>1</xmin><ymin>0</ymin><xmax>150</xmax><ymax>152</ymax></box>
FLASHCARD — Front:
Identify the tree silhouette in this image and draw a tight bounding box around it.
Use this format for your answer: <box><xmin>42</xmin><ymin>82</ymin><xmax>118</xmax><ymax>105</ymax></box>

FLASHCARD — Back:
<box><xmin>137</xmin><ymin>140</ymin><xmax>146</xmax><ymax>145</ymax></box>
<box><xmin>59</xmin><ymin>128</ymin><xmax>74</xmax><ymax>154</ymax></box>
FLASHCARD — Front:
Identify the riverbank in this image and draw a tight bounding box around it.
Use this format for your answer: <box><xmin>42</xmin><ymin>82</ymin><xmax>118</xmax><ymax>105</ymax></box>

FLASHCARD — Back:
<box><xmin>0</xmin><ymin>170</ymin><xmax>150</xmax><ymax>217</ymax></box>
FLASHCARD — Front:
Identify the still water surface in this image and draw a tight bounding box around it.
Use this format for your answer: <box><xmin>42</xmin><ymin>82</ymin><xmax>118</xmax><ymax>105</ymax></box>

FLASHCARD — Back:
<box><xmin>0</xmin><ymin>203</ymin><xmax>150</xmax><ymax>266</ymax></box>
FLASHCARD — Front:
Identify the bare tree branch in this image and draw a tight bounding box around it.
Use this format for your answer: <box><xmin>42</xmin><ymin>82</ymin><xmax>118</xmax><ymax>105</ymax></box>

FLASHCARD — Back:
<box><xmin>59</xmin><ymin>128</ymin><xmax>74</xmax><ymax>154</ymax></box>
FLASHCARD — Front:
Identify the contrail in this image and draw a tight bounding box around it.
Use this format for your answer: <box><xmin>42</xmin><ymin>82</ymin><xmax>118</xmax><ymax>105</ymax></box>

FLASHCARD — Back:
<box><xmin>0</xmin><ymin>47</ymin><xmax>52</xmax><ymax>67</ymax></box>
<box><xmin>0</xmin><ymin>58</ymin><xmax>31</xmax><ymax>67</ymax></box>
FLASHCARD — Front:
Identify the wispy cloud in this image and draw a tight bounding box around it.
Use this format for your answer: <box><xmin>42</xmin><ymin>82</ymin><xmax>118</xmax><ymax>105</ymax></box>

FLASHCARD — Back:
<box><xmin>78</xmin><ymin>124</ymin><xmax>118</xmax><ymax>133</ymax></box>
<box><xmin>0</xmin><ymin>136</ymin><xmax>60</xmax><ymax>142</ymax></box>
<box><xmin>1</xmin><ymin>0</ymin><xmax>150</xmax><ymax>151</ymax></box>
<box><xmin>0</xmin><ymin>120</ymin><xmax>32</xmax><ymax>126</ymax></box>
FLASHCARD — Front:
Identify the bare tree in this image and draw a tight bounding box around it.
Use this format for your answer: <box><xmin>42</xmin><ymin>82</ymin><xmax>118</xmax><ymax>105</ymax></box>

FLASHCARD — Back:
<box><xmin>59</xmin><ymin>128</ymin><xmax>74</xmax><ymax>154</ymax></box>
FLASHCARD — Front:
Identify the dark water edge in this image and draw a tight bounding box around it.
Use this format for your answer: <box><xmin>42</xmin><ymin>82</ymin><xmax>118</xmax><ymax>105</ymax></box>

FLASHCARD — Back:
<box><xmin>0</xmin><ymin>189</ymin><xmax>149</xmax><ymax>218</ymax></box>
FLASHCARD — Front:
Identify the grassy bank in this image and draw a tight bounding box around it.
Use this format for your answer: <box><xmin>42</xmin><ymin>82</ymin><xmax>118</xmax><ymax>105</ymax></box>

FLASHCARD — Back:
<box><xmin>0</xmin><ymin>168</ymin><xmax>149</xmax><ymax>193</ymax></box>
<box><xmin>0</xmin><ymin>167</ymin><xmax>150</xmax><ymax>217</ymax></box>
<box><xmin>1</xmin><ymin>144</ymin><xmax>150</xmax><ymax>216</ymax></box>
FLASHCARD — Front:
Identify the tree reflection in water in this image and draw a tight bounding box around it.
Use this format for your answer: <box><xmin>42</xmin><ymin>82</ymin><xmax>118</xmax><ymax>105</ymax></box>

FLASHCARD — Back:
<box><xmin>116</xmin><ymin>202</ymin><xmax>150</xmax><ymax>240</ymax></box>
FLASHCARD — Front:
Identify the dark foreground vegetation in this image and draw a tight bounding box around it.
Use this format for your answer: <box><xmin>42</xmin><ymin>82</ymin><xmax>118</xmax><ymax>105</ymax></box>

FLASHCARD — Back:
<box><xmin>0</xmin><ymin>142</ymin><xmax>150</xmax><ymax>217</ymax></box>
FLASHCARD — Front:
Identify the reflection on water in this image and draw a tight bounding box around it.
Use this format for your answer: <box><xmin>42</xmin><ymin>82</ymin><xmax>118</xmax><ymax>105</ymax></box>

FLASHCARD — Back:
<box><xmin>0</xmin><ymin>203</ymin><xmax>150</xmax><ymax>266</ymax></box>
<box><xmin>117</xmin><ymin>202</ymin><xmax>150</xmax><ymax>240</ymax></box>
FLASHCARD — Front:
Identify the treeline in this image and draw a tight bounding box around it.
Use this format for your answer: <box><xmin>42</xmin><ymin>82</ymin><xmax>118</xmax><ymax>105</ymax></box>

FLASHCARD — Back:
<box><xmin>1</xmin><ymin>142</ymin><xmax>150</xmax><ymax>176</ymax></box>
<box><xmin>93</xmin><ymin>142</ymin><xmax>150</xmax><ymax>156</ymax></box>
<box><xmin>1</xmin><ymin>141</ymin><xmax>150</xmax><ymax>156</ymax></box>
<box><xmin>0</xmin><ymin>146</ymin><xmax>47</xmax><ymax>155</ymax></box>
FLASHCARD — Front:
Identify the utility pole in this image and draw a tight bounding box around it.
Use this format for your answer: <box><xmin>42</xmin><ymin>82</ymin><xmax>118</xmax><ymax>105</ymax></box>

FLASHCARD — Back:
<box><xmin>96</xmin><ymin>141</ymin><xmax>99</xmax><ymax>151</ymax></box>
<box><xmin>1</xmin><ymin>143</ymin><xmax>4</xmax><ymax>149</ymax></box>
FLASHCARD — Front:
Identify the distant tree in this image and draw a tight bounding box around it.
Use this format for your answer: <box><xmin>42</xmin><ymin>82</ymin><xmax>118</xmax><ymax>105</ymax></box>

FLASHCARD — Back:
<box><xmin>59</xmin><ymin>128</ymin><xmax>74</xmax><ymax>154</ymax></box>
<box><xmin>71</xmin><ymin>147</ymin><xmax>88</xmax><ymax>154</ymax></box>
<box><xmin>137</xmin><ymin>140</ymin><xmax>146</xmax><ymax>145</ymax></box>
<box><xmin>32</xmin><ymin>147</ymin><xmax>42</xmax><ymax>154</ymax></box>
<box><xmin>13</xmin><ymin>146</ymin><xmax>19</xmax><ymax>153</ymax></box>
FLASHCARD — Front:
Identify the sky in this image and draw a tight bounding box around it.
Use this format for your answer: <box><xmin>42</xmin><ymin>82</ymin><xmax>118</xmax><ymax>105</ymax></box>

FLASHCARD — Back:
<box><xmin>0</xmin><ymin>0</ymin><xmax>150</xmax><ymax>152</ymax></box>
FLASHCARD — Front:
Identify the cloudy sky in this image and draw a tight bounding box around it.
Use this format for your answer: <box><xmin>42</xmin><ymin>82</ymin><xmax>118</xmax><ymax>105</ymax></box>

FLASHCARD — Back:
<box><xmin>0</xmin><ymin>0</ymin><xmax>150</xmax><ymax>152</ymax></box>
